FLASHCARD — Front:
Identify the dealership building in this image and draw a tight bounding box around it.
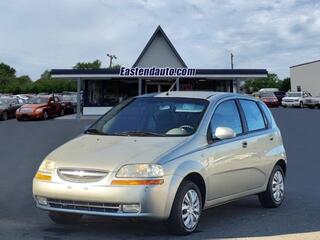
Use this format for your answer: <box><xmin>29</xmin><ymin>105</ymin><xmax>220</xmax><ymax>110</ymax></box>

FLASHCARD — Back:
<box><xmin>290</xmin><ymin>60</ymin><xmax>320</xmax><ymax>96</ymax></box>
<box><xmin>51</xmin><ymin>26</ymin><xmax>268</xmax><ymax>116</ymax></box>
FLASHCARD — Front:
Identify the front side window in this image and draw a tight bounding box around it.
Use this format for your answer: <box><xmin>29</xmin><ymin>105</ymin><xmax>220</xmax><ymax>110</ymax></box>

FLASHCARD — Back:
<box><xmin>210</xmin><ymin>100</ymin><xmax>243</xmax><ymax>136</ymax></box>
<box><xmin>86</xmin><ymin>97</ymin><xmax>208</xmax><ymax>136</ymax></box>
<box><xmin>239</xmin><ymin>100</ymin><xmax>266</xmax><ymax>132</ymax></box>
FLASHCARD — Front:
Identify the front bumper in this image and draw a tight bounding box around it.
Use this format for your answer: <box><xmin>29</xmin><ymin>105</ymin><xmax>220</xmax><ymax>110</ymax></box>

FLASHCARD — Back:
<box><xmin>33</xmin><ymin>174</ymin><xmax>179</xmax><ymax>220</ymax></box>
<box><xmin>281</xmin><ymin>101</ymin><xmax>300</xmax><ymax>107</ymax></box>
<box><xmin>16</xmin><ymin>112</ymin><xmax>43</xmax><ymax>120</ymax></box>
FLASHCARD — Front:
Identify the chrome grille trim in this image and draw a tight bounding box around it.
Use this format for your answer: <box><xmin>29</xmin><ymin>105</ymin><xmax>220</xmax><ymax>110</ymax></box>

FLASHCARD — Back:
<box><xmin>58</xmin><ymin>168</ymin><xmax>108</xmax><ymax>183</ymax></box>
<box><xmin>47</xmin><ymin>198</ymin><xmax>120</xmax><ymax>213</ymax></box>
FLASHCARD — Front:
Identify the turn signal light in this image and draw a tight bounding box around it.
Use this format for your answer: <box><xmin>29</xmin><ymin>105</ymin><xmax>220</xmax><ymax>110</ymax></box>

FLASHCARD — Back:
<box><xmin>111</xmin><ymin>179</ymin><xmax>164</xmax><ymax>185</ymax></box>
<box><xmin>35</xmin><ymin>172</ymin><xmax>52</xmax><ymax>181</ymax></box>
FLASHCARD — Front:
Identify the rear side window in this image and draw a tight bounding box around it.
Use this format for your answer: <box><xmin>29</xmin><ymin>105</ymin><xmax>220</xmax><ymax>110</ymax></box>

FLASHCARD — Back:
<box><xmin>239</xmin><ymin>100</ymin><xmax>266</xmax><ymax>132</ymax></box>
<box><xmin>211</xmin><ymin>100</ymin><xmax>243</xmax><ymax>136</ymax></box>
<box><xmin>259</xmin><ymin>102</ymin><xmax>273</xmax><ymax>127</ymax></box>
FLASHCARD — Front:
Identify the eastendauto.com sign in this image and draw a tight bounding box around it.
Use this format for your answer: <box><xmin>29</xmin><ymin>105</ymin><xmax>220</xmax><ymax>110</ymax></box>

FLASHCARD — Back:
<box><xmin>120</xmin><ymin>67</ymin><xmax>196</xmax><ymax>77</ymax></box>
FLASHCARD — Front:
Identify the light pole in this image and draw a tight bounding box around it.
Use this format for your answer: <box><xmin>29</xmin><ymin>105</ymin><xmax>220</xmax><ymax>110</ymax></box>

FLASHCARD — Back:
<box><xmin>230</xmin><ymin>53</ymin><xmax>234</xmax><ymax>69</ymax></box>
<box><xmin>107</xmin><ymin>53</ymin><xmax>117</xmax><ymax>68</ymax></box>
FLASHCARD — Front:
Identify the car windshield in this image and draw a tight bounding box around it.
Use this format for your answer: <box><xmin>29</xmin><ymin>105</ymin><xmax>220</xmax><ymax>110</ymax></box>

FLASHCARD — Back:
<box><xmin>286</xmin><ymin>92</ymin><xmax>302</xmax><ymax>97</ymax></box>
<box><xmin>86</xmin><ymin>97</ymin><xmax>209</xmax><ymax>136</ymax></box>
<box><xmin>27</xmin><ymin>97</ymin><xmax>48</xmax><ymax>104</ymax></box>
<box><xmin>0</xmin><ymin>98</ymin><xmax>11</xmax><ymax>105</ymax></box>
<box><xmin>62</xmin><ymin>95</ymin><xmax>77</xmax><ymax>102</ymax></box>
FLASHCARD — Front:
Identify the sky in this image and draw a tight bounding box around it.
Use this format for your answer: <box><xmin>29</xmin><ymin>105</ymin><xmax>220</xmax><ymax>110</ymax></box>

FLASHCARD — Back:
<box><xmin>0</xmin><ymin>0</ymin><xmax>319</xmax><ymax>80</ymax></box>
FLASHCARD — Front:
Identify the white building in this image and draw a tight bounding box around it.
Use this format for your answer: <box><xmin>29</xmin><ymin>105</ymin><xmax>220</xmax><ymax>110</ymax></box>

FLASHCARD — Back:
<box><xmin>290</xmin><ymin>60</ymin><xmax>320</xmax><ymax>96</ymax></box>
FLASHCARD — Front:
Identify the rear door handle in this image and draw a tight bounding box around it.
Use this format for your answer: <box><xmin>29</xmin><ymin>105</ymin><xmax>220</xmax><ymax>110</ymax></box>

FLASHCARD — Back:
<box><xmin>242</xmin><ymin>141</ymin><xmax>248</xmax><ymax>148</ymax></box>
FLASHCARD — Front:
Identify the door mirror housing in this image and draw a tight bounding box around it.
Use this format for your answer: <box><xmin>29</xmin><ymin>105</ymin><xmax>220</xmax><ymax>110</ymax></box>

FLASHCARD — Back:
<box><xmin>213</xmin><ymin>127</ymin><xmax>236</xmax><ymax>140</ymax></box>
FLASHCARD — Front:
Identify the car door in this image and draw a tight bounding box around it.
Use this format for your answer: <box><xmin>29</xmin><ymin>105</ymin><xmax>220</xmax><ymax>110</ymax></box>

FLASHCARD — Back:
<box><xmin>204</xmin><ymin>99</ymin><xmax>266</xmax><ymax>201</ymax></box>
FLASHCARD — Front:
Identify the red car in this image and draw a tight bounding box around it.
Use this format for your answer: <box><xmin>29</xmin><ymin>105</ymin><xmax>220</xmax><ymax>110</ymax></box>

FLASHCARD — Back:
<box><xmin>16</xmin><ymin>95</ymin><xmax>63</xmax><ymax>120</ymax></box>
<box><xmin>260</xmin><ymin>92</ymin><xmax>280</xmax><ymax>107</ymax></box>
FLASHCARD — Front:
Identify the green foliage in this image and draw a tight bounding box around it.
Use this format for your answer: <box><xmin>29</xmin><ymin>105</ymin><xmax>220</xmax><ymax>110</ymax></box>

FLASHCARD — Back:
<box><xmin>0</xmin><ymin>62</ymin><xmax>16</xmax><ymax>78</ymax></box>
<box><xmin>279</xmin><ymin>77</ymin><xmax>291</xmax><ymax>92</ymax></box>
<box><xmin>243</xmin><ymin>73</ymin><xmax>291</xmax><ymax>93</ymax></box>
<box><xmin>73</xmin><ymin>59</ymin><xmax>102</xmax><ymax>69</ymax></box>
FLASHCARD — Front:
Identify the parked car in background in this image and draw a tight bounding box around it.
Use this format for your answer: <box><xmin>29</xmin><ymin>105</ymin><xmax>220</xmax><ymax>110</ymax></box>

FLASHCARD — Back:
<box><xmin>33</xmin><ymin>92</ymin><xmax>287</xmax><ymax>235</ymax></box>
<box><xmin>13</xmin><ymin>94</ymin><xmax>29</xmax><ymax>104</ymax></box>
<box><xmin>282</xmin><ymin>91</ymin><xmax>311</xmax><ymax>108</ymax></box>
<box><xmin>0</xmin><ymin>97</ymin><xmax>22</xmax><ymax>121</ymax></box>
<box><xmin>303</xmin><ymin>95</ymin><xmax>320</xmax><ymax>109</ymax></box>
<box><xmin>16</xmin><ymin>95</ymin><xmax>63</xmax><ymax>120</ymax></box>
<box><xmin>273</xmin><ymin>91</ymin><xmax>286</xmax><ymax>103</ymax></box>
<box><xmin>60</xmin><ymin>94</ymin><xmax>77</xmax><ymax>114</ymax></box>
<box><xmin>259</xmin><ymin>92</ymin><xmax>280</xmax><ymax>107</ymax></box>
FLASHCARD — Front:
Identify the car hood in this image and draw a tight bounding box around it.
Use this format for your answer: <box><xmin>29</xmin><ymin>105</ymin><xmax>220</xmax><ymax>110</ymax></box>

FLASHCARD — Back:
<box><xmin>282</xmin><ymin>97</ymin><xmax>300</xmax><ymax>100</ymax></box>
<box><xmin>21</xmin><ymin>104</ymin><xmax>47</xmax><ymax>109</ymax></box>
<box><xmin>47</xmin><ymin>134</ymin><xmax>189</xmax><ymax>171</ymax></box>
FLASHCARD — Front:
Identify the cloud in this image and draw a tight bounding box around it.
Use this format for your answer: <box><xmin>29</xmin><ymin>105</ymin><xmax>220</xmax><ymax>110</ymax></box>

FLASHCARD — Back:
<box><xmin>0</xmin><ymin>0</ymin><xmax>319</xmax><ymax>80</ymax></box>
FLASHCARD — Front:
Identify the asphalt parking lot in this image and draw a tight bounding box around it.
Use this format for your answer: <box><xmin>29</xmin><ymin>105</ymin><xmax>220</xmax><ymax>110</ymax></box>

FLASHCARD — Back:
<box><xmin>0</xmin><ymin>108</ymin><xmax>320</xmax><ymax>240</ymax></box>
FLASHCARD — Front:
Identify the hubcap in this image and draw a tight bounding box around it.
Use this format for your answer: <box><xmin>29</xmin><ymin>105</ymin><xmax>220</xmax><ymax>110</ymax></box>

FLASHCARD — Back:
<box><xmin>2</xmin><ymin>112</ymin><xmax>7</xmax><ymax>120</ymax></box>
<box><xmin>182</xmin><ymin>189</ymin><xmax>200</xmax><ymax>230</ymax></box>
<box><xmin>272</xmin><ymin>171</ymin><xmax>284</xmax><ymax>202</ymax></box>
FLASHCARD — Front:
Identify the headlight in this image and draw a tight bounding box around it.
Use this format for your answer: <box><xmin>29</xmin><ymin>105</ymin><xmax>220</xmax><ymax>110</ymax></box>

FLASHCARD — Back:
<box><xmin>35</xmin><ymin>108</ymin><xmax>43</xmax><ymax>113</ymax></box>
<box><xmin>116</xmin><ymin>164</ymin><xmax>164</xmax><ymax>178</ymax></box>
<box><xmin>35</xmin><ymin>159</ymin><xmax>55</xmax><ymax>181</ymax></box>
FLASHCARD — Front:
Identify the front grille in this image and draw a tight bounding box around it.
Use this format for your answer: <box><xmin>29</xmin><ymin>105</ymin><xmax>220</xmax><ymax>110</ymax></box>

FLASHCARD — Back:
<box><xmin>47</xmin><ymin>198</ymin><xmax>120</xmax><ymax>213</ymax></box>
<box><xmin>58</xmin><ymin>168</ymin><xmax>108</xmax><ymax>183</ymax></box>
<box><xmin>21</xmin><ymin>108</ymin><xmax>33</xmax><ymax>113</ymax></box>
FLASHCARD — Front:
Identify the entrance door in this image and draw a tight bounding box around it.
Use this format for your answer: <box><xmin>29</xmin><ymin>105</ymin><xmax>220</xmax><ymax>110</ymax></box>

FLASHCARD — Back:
<box><xmin>145</xmin><ymin>82</ymin><xmax>173</xmax><ymax>94</ymax></box>
<box><xmin>145</xmin><ymin>84</ymin><xmax>159</xmax><ymax>93</ymax></box>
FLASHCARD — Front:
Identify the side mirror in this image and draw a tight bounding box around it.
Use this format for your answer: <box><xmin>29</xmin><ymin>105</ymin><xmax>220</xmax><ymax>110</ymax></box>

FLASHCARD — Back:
<box><xmin>213</xmin><ymin>127</ymin><xmax>236</xmax><ymax>140</ymax></box>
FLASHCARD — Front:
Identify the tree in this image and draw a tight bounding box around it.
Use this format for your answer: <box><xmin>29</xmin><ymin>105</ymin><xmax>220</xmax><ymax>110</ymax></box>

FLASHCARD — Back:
<box><xmin>73</xmin><ymin>59</ymin><xmax>102</xmax><ymax>69</ymax></box>
<box><xmin>0</xmin><ymin>62</ymin><xmax>16</xmax><ymax>77</ymax></box>
<box><xmin>279</xmin><ymin>77</ymin><xmax>291</xmax><ymax>92</ymax></box>
<box><xmin>243</xmin><ymin>73</ymin><xmax>281</xmax><ymax>93</ymax></box>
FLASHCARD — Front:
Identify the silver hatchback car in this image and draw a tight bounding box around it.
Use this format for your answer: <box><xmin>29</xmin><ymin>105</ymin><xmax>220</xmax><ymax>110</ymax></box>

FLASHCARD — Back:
<box><xmin>33</xmin><ymin>92</ymin><xmax>287</xmax><ymax>235</ymax></box>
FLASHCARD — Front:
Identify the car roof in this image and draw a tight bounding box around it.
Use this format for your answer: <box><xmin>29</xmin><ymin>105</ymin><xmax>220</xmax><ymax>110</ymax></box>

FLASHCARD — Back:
<box><xmin>137</xmin><ymin>91</ymin><xmax>249</xmax><ymax>101</ymax></box>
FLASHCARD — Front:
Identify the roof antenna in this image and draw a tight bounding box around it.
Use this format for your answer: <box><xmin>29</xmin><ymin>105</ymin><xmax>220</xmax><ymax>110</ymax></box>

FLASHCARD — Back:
<box><xmin>166</xmin><ymin>79</ymin><xmax>178</xmax><ymax>96</ymax></box>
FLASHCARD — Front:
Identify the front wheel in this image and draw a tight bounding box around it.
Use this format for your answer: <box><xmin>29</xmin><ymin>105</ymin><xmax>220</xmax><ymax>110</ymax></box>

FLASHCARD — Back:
<box><xmin>259</xmin><ymin>165</ymin><xmax>285</xmax><ymax>208</ymax></box>
<box><xmin>166</xmin><ymin>180</ymin><xmax>202</xmax><ymax>235</ymax></box>
<box><xmin>43</xmin><ymin>111</ymin><xmax>49</xmax><ymax>120</ymax></box>
<box><xmin>300</xmin><ymin>101</ymin><xmax>304</xmax><ymax>108</ymax></box>
<box><xmin>48</xmin><ymin>211</ymin><xmax>82</xmax><ymax>224</ymax></box>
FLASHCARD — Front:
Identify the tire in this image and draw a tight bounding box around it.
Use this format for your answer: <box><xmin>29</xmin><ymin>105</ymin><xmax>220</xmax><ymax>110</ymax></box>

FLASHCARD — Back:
<box><xmin>1</xmin><ymin>111</ymin><xmax>8</xmax><ymax>121</ymax></box>
<box><xmin>48</xmin><ymin>211</ymin><xmax>82</xmax><ymax>225</ymax></box>
<box><xmin>166</xmin><ymin>180</ymin><xmax>202</xmax><ymax>235</ymax></box>
<box><xmin>43</xmin><ymin>111</ymin><xmax>49</xmax><ymax>120</ymax></box>
<box><xmin>259</xmin><ymin>165</ymin><xmax>285</xmax><ymax>208</ymax></box>
<box><xmin>300</xmin><ymin>101</ymin><xmax>304</xmax><ymax>108</ymax></box>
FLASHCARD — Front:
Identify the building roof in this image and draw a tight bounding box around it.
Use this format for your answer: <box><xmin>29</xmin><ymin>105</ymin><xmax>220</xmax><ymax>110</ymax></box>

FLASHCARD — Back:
<box><xmin>290</xmin><ymin>59</ymin><xmax>320</xmax><ymax>68</ymax></box>
<box><xmin>132</xmin><ymin>25</ymin><xmax>187</xmax><ymax>68</ymax></box>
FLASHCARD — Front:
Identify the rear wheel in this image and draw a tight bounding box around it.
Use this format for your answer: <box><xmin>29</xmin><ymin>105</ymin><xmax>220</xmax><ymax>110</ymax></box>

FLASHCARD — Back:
<box><xmin>48</xmin><ymin>211</ymin><xmax>82</xmax><ymax>224</ymax></box>
<box><xmin>166</xmin><ymin>180</ymin><xmax>202</xmax><ymax>235</ymax></box>
<box><xmin>1</xmin><ymin>111</ymin><xmax>8</xmax><ymax>121</ymax></box>
<box><xmin>259</xmin><ymin>165</ymin><xmax>285</xmax><ymax>208</ymax></box>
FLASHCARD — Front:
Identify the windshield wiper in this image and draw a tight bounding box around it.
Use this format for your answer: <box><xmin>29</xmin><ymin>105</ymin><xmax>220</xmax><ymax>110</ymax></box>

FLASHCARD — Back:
<box><xmin>113</xmin><ymin>131</ymin><xmax>166</xmax><ymax>136</ymax></box>
<box><xmin>84</xmin><ymin>128</ymin><xmax>105</xmax><ymax>135</ymax></box>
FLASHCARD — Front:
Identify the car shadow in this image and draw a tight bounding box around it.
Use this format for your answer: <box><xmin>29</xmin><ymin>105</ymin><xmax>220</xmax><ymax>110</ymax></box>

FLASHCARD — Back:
<box><xmin>40</xmin><ymin>194</ymin><xmax>320</xmax><ymax>240</ymax></box>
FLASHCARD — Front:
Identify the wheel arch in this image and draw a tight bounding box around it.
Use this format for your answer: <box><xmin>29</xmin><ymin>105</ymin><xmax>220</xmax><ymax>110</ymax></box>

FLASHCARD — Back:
<box><xmin>275</xmin><ymin>159</ymin><xmax>287</xmax><ymax>176</ymax></box>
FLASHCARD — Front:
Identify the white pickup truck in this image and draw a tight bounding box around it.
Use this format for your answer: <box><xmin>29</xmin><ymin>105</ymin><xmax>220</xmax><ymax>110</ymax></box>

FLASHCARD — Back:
<box><xmin>281</xmin><ymin>91</ymin><xmax>312</xmax><ymax>108</ymax></box>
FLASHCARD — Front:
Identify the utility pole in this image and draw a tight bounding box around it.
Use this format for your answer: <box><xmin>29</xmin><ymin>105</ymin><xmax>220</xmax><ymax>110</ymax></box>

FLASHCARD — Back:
<box><xmin>230</xmin><ymin>53</ymin><xmax>234</xmax><ymax>69</ymax></box>
<box><xmin>107</xmin><ymin>53</ymin><xmax>117</xmax><ymax>68</ymax></box>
